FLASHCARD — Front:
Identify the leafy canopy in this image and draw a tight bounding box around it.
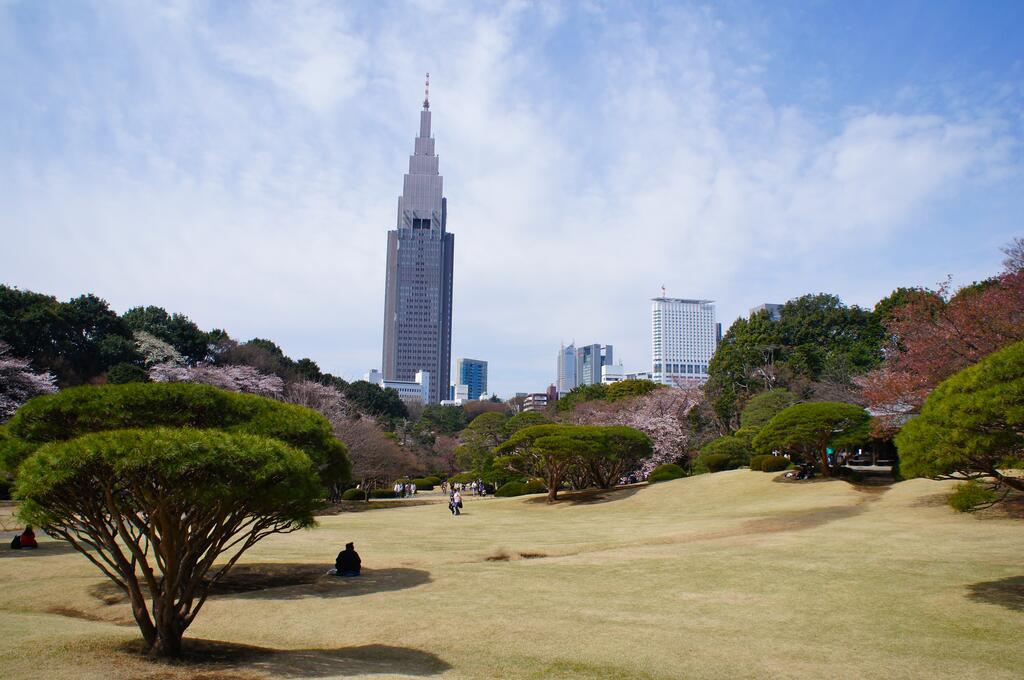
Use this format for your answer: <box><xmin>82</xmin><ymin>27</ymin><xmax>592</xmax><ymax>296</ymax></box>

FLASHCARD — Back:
<box><xmin>895</xmin><ymin>339</ymin><xmax>1024</xmax><ymax>495</ymax></box>
<box><xmin>752</xmin><ymin>402</ymin><xmax>870</xmax><ymax>476</ymax></box>
<box><xmin>16</xmin><ymin>427</ymin><xmax>321</xmax><ymax>657</ymax></box>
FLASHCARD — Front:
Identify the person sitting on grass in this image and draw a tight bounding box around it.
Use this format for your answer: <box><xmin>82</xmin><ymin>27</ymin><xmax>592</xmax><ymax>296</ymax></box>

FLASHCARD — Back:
<box><xmin>335</xmin><ymin>542</ymin><xmax>361</xmax><ymax>576</ymax></box>
<box><xmin>10</xmin><ymin>525</ymin><xmax>38</xmax><ymax>550</ymax></box>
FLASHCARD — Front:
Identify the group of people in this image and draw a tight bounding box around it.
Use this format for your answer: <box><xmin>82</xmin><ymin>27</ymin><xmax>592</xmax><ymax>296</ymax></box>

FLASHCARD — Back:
<box><xmin>393</xmin><ymin>481</ymin><xmax>417</xmax><ymax>497</ymax></box>
<box><xmin>439</xmin><ymin>479</ymin><xmax>488</xmax><ymax>497</ymax></box>
<box><xmin>9</xmin><ymin>526</ymin><xmax>38</xmax><ymax>550</ymax></box>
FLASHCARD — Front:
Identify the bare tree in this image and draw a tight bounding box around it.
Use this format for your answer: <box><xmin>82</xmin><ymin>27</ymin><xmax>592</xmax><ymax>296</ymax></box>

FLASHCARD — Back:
<box><xmin>1002</xmin><ymin>236</ymin><xmax>1024</xmax><ymax>274</ymax></box>
<box><xmin>334</xmin><ymin>417</ymin><xmax>422</xmax><ymax>491</ymax></box>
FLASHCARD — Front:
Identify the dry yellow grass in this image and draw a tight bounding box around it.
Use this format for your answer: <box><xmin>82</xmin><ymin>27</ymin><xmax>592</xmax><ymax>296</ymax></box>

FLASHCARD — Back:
<box><xmin>1</xmin><ymin>471</ymin><xmax>1022</xmax><ymax>679</ymax></box>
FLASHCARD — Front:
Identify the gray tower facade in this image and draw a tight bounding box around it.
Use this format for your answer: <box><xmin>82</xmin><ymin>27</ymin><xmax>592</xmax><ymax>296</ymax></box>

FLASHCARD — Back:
<box><xmin>382</xmin><ymin>88</ymin><xmax>454</xmax><ymax>404</ymax></box>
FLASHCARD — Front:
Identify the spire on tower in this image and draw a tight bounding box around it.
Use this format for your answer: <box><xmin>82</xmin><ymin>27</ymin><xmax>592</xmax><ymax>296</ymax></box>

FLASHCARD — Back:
<box><xmin>423</xmin><ymin>72</ymin><xmax>430</xmax><ymax>109</ymax></box>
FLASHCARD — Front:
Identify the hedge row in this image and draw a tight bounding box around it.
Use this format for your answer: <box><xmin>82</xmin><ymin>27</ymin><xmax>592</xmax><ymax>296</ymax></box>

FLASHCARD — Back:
<box><xmin>749</xmin><ymin>454</ymin><xmax>789</xmax><ymax>472</ymax></box>
<box><xmin>495</xmin><ymin>479</ymin><xmax>547</xmax><ymax>497</ymax></box>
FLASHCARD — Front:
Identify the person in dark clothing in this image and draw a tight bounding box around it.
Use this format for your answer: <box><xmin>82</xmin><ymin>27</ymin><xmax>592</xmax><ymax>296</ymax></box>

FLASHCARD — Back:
<box><xmin>335</xmin><ymin>542</ymin><xmax>361</xmax><ymax>576</ymax></box>
<box><xmin>10</xmin><ymin>525</ymin><xmax>38</xmax><ymax>550</ymax></box>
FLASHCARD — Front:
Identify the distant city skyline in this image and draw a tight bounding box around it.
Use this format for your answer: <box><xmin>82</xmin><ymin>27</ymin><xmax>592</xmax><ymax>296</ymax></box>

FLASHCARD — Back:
<box><xmin>1</xmin><ymin>3</ymin><xmax>1021</xmax><ymax>397</ymax></box>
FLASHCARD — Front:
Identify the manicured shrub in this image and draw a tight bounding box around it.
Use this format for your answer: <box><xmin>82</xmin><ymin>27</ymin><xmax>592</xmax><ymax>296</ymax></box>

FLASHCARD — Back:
<box><xmin>647</xmin><ymin>463</ymin><xmax>686</xmax><ymax>483</ymax></box>
<box><xmin>341</xmin><ymin>488</ymin><xmax>366</xmax><ymax>501</ymax></box>
<box><xmin>422</xmin><ymin>476</ymin><xmax>442</xmax><ymax>486</ymax></box>
<box><xmin>759</xmin><ymin>456</ymin><xmax>790</xmax><ymax>472</ymax></box>
<box><xmin>495</xmin><ymin>479</ymin><xmax>547</xmax><ymax>497</ymax></box>
<box><xmin>522</xmin><ymin>479</ymin><xmax>547</xmax><ymax>494</ymax></box>
<box><xmin>448</xmin><ymin>472</ymin><xmax>476</xmax><ymax>484</ymax></box>
<box><xmin>410</xmin><ymin>478</ymin><xmax>434</xmax><ymax>491</ymax></box>
<box><xmin>701</xmin><ymin>452</ymin><xmax>734</xmax><ymax>473</ymax></box>
<box><xmin>949</xmin><ymin>480</ymin><xmax>999</xmax><ymax>512</ymax></box>
<box><xmin>749</xmin><ymin>454</ymin><xmax>769</xmax><ymax>471</ymax></box>
<box><xmin>495</xmin><ymin>481</ymin><xmax>525</xmax><ymax>497</ymax></box>
<box><xmin>370</xmin><ymin>488</ymin><xmax>397</xmax><ymax>499</ymax></box>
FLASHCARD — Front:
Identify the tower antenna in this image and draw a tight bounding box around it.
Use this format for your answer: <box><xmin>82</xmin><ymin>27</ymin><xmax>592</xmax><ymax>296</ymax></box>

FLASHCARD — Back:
<box><xmin>423</xmin><ymin>72</ymin><xmax>430</xmax><ymax>109</ymax></box>
<box><xmin>661</xmin><ymin>284</ymin><xmax>667</xmax><ymax>298</ymax></box>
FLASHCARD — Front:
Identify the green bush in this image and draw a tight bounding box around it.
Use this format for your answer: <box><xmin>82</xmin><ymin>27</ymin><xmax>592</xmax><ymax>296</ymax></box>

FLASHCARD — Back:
<box><xmin>341</xmin><ymin>488</ymin><xmax>366</xmax><ymax>501</ymax></box>
<box><xmin>948</xmin><ymin>481</ymin><xmax>999</xmax><ymax>512</ymax></box>
<box><xmin>422</xmin><ymin>475</ymin><xmax>442</xmax><ymax>486</ymax></box>
<box><xmin>759</xmin><ymin>456</ymin><xmax>790</xmax><ymax>472</ymax></box>
<box><xmin>495</xmin><ymin>479</ymin><xmax>547</xmax><ymax>497</ymax></box>
<box><xmin>522</xmin><ymin>479</ymin><xmax>547</xmax><ymax>494</ymax></box>
<box><xmin>701</xmin><ymin>452</ymin><xmax>734</xmax><ymax>473</ymax></box>
<box><xmin>410</xmin><ymin>478</ymin><xmax>434</xmax><ymax>491</ymax></box>
<box><xmin>647</xmin><ymin>463</ymin><xmax>686</xmax><ymax>484</ymax></box>
<box><xmin>495</xmin><ymin>481</ymin><xmax>525</xmax><ymax>497</ymax></box>
<box><xmin>448</xmin><ymin>472</ymin><xmax>476</xmax><ymax>484</ymax></box>
<box><xmin>370</xmin><ymin>488</ymin><xmax>397</xmax><ymax>499</ymax></box>
<box><xmin>750</xmin><ymin>454</ymin><xmax>788</xmax><ymax>472</ymax></box>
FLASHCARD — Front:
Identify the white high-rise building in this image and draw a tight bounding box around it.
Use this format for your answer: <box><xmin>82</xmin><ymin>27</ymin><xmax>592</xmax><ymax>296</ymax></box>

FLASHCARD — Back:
<box><xmin>556</xmin><ymin>343</ymin><xmax>577</xmax><ymax>395</ymax></box>
<box><xmin>651</xmin><ymin>298</ymin><xmax>716</xmax><ymax>387</ymax></box>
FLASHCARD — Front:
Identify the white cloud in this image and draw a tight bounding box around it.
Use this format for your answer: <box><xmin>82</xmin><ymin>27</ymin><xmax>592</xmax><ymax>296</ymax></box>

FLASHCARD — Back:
<box><xmin>0</xmin><ymin>2</ymin><xmax>1020</xmax><ymax>394</ymax></box>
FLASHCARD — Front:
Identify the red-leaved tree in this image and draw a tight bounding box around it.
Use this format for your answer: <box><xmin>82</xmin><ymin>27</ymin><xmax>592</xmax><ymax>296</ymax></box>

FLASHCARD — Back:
<box><xmin>860</xmin><ymin>270</ymin><xmax>1024</xmax><ymax>437</ymax></box>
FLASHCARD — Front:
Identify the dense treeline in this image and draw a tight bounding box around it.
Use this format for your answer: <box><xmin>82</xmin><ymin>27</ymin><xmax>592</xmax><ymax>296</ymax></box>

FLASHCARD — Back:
<box><xmin>0</xmin><ymin>284</ymin><xmax>408</xmax><ymax>421</ymax></box>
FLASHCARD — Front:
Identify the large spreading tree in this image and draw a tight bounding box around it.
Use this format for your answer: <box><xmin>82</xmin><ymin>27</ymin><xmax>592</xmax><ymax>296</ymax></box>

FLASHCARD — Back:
<box><xmin>3</xmin><ymin>383</ymin><xmax>349</xmax><ymax>657</ymax></box>
<box><xmin>895</xmin><ymin>339</ymin><xmax>1024</xmax><ymax>498</ymax></box>
<box><xmin>752</xmin><ymin>402</ymin><xmax>871</xmax><ymax>477</ymax></box>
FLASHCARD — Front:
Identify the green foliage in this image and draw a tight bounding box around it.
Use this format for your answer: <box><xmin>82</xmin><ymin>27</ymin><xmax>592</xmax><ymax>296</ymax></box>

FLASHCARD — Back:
<box><xmin>647</xmin><ymin>463</ymin><xmax>686</xmax><ymax>483</ymax></box>
<box><xmin>422</xmin><ymin>475</ymin><xmax>442</xmax><ymax>485</ymax></box>
<box><xmin>448</xmin><ymin>472</ymin><xmax>477</xmax><ymax>484</ymax></box>
<box><xmin>0</xmin><ymin>286</ymin><xmax>139</xmax><ymax>386</ymax></box>
<box><xmin>419</xmin><ymin>405</ymin><xmax>467</xmax><ymax>435</ymax></box>
<box><xmin>895</xmin><ymin>340</ymin><xmax>1024</xmax><ymax>493</ymax></box>
<box><xmin>410</xmin><ymin>478</ymin><xmax>434</xmax><ymax>490</ymax></box>
<box><xmin>605</xmin><ymin>379</ymin><xmax>662</xmax><ymax>402</ymax></box>
<box><xmin>740</xmin><ymin>389</ymin><xmax>797</xmax><ymax>429</ymax></box>
<box><xmin>750</xmin><ymin>454</ymin><xmax>789</xmax><ymax>472</ymax></box>
<box><xmin>948</xmin><ymin>481</ymin><xmax>1000</xmax><ymax>512</ymax></box>
<box><xmin>106</xmin><ymin>362</ymin><xmax>149</xmax><ymax>384</ymax></box>
<box><xmin>122</xmin><ymin>305</ymin><xmax>211</xmax><ymax>364</ymax></box>
<box><xmin>341</xmin><ymin>488</ymin><xmax>367</xmax><ymax>501</ymax></box>
<box><xmin>343</xmin><ymin>380</ymin><xmax>409</xmax><ymax>419</ymax></box>
<box><xmin>503</xmin><ymin>411</ymin><xmax>551</xmax><ymax>435</ymax></box>
<box><xmin>14</xmin><ymin>427</ymin><xmax>321</xmax><ymax>657</ymax></box>
<box><xmin>701</xmin><ymin>435</ymin><xmax>753</xmax><ymax>467</ymax></box>
<box><xmin>495</xmin><ymin>479</ymin><xmax>547</xmax><ymax>497</ymax></box>
<box><xmin>495</xmin><ymin>423</ymin><xmax>653</xmax><ymax>501</ymax></box>
<box><xmin>700</xmin><ymin>453</ymin><xmax>734</xmax><ymax>473</ymax></box>
<box><xmin>1</xmin><ymin>382</ymin><xmax>351</xmax><ymax>489</ymax></box>
<box><xmin>370</xmin><ymin>488</ymin><xmax>398</xmax><ymax>499</ymax></box>
<box><xmin>556</xmin><ymin>383</ymin><xmax>607</xmax><ymax>412</ymax></box>
<box><xmin>706</xmin><ymin>294</ymin><xmax>885</xmax><ymax>429</ymax></box>
<box><xmin>752</xmin><ymin>402</ymin><xmax>871</xmax><ymax>476</ymax></box>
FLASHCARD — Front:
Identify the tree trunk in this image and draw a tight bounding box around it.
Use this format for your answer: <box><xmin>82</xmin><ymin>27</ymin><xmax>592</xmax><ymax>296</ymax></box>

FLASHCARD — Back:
<box><xmin>546</xmin><ymin>487</ymin><xmax>558</xmax><ymax>503</ymax></box>
<box><xmin>150</xmin><ymin>623</ymin><xmax>184</xmax><ymax>658</ymax></box>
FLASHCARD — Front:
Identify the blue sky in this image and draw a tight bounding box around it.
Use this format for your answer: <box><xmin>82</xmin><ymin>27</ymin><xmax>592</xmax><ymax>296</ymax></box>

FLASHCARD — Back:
<box><xmin>1</xmin><ymin>1</ymin><xmax>1022</xmax><ymax>396</ymax></box>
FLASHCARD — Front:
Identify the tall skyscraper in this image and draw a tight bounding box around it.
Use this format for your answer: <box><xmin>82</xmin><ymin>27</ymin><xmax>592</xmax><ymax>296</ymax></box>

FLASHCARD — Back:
<box><xmin>556</xmin><ymin>342</ymin><xmax>577</xmax><ymax>394</ymax></box>
<box><xmin>651</xmin><ymin>298</ymin><xmax>716</xmax><ymax>386</ymax></box>
<box><xmin>382</xmin><ymin>76</ymin><xmax>454</xmax><ymax>404</ymax></box>
<box><xmin>455</xmin><ymin>358</ymin><xmax>488</xmax><ymax>400</ymax></box>
<box><xmin>577</xmin><ymin>343</ymin><xmax>613</xmax><ymax>386</ymax></box>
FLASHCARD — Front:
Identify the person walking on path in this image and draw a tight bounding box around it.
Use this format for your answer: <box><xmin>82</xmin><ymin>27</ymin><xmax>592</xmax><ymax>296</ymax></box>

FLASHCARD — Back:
<box><xmin>452</xmin><ymin>490</ymin><xmax>463</xmax><ymax>516</ymax></box>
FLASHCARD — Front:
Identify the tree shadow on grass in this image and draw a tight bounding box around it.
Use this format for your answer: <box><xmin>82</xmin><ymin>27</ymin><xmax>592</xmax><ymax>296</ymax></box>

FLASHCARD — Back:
<box><xmin>91</xmin><ymin>565</ymin><xmax>431</xmax><ymax>605</ymax></box>
<box><xmin>524</xmin><ymin>485</ymin><xmax>644</xmax><ymax>505</ymax></box>
<box><xmin>966</xmin><ymin>576</ymin><xmax>1024</xmax><ymax>612</ymax></box>
<box><xmin>122</xmin><ymin>638</ymin><xmax>451</xmax><ymax>678</ymax></box>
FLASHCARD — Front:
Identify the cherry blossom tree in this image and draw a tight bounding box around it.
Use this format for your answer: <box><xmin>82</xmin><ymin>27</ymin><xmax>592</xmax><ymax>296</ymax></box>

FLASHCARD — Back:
<box><xmin>134</xmin><ymin>330</ymin><xmax>184</xmax><ymax>367</ymax></box>
<box><xmin>283</xmin><ymin>380</ymin><xmax>352</xmax><ymax>424</ymax></box>
<box><xmin>0</xmin><ymin>342</ymin><xmax>58</xmax><ymax>421</ymax></box>
<box><xmin>150</xmin><ymin>362</ymin><xmax>284</xmax><ymax>398</ymax></box>
<box><xmin>334</xmin><ymin>416</ymin><xmax>422</xmax><ymax>491</ymax></box>
<box><xmin>564</xmin><ymin>386</ymin><xmax>701</xmax><ymax>477</ymax></box>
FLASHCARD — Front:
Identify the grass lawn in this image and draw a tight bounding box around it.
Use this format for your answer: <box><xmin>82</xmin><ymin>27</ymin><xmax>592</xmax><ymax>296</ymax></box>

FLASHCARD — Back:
<box><xmin>1</xmin><ymin>470</ymin><xmax>1022</xmax><ymax>679</ymax></box>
